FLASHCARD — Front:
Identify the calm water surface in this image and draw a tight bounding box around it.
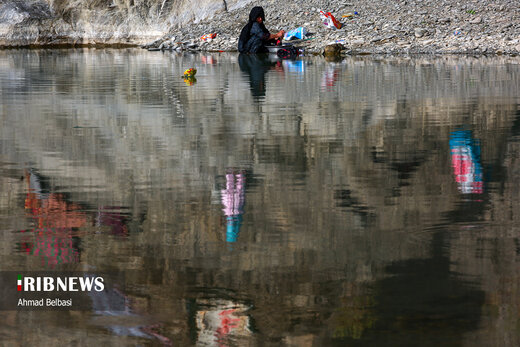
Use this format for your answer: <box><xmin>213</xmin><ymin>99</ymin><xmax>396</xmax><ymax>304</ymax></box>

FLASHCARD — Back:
<box><xmin>1</xmin><ymin>49</ymin><xmax>520</xmax><ymax>346</ymax></box>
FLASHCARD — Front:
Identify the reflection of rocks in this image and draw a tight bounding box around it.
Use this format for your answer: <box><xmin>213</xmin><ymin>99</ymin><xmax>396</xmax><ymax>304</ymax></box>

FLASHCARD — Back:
<box><xmin>2</xmin><ymin>51</ymin><xmax>520</xmax><ymax>344</ymax></box>
<box><xmin>447</xmin><ymin>116</ymin><xmax>520</xmax><ymax>347</ymax></box>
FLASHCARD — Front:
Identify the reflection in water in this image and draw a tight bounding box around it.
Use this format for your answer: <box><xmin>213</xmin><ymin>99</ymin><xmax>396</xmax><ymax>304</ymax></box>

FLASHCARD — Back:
<box><xmin>89</xmin><ymin>285</ymin><xmax>172</xmax><ymax>345</ymax></box>
<box><xmin>2</xmin><ymin>50</ymin><xmax>520</xmax><ymax>345</ymax></box>
<box><xmin>321</xmin><ymin>63</ymin><xmax>341</xmax><ymax>89</ymax></box>
<box><xmin>184</xmin><ymin>76</ymin><xmax>197</xmax><ymax>86</ymax></box>
<box><xmin>331</xmin><ymin>283</ymin><xmax>377</xmax><ymax>340</ymax></box>
<box><xmin>373</xmin><ymin>254</ymin><xmax>484</xmax><ymax>345</ymax></box>
<box><xmin>21</xmin><ymin>169</ymin><xmax>84</xmax><ymax>266</ymax></box>
<box><xmin>95</xmin><ymin>207</ymin><xmax>129</xmax><ymax>236</ymax></box>
<box><xmin>221</xmin><ymin>171</ymin><xmax>246</xmax><ymax>243</ymax></box>
<box><xmin>238</xmin><ymin>53</ymin><xmax>280</xmax><ymax>98</ymax></box>
<box><xmin>282</xmin><ymin>59</ymin><xmax>306</xmax><ymax>75</ymax></box>
<box><xmin>195</xmin><ymin>299</ymin><xmax>251</xmax><ymax>346</ymax></box>
<box><xmin>450</xmin><ymin>130</ymin><xmax>484</xmax><ymax>194</ymax></box>
<box><xmin>21</xmin><ymin>169</ymin><xmax>132</xmax><ymax>267</ymax></box>
<box><xmin>201</xmin><ymin>55</ymin><xmax>217</xmax><ymax>65</ymax></box>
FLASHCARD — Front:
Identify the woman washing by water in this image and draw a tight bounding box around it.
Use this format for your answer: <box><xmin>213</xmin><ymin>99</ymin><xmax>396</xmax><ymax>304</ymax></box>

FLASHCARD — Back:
<box><xmin>238</xmin><ymin>6</ymin><xmax>285</xmax><ymax>53</ymax></box>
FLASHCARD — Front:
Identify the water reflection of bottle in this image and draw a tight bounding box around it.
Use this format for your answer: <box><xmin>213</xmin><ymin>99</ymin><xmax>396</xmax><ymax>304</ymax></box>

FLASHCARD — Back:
<box><xmin>449</xmin><ymin>130</ymin><xmax>483</xmax><ymax>194</ymax></box>
<box><xmin>221</xmin><ymin>171</ymin><xmax>246</xmax><ymax>243</ymax></box>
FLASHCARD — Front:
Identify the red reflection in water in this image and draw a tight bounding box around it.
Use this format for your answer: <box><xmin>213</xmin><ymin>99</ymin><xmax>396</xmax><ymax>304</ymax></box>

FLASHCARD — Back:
<box><xmin>201</xmin><ymin>55</ymin><xmax>217</xmax><ymax>65</ymax></box>
<box><xmin>22</xmin><ymin>171</ymin><xmax>86</xmax><ymax>266</ymax></box>
<box><xmin>449</xmin><ymin>130</ymin><xmax>484</xmax><ymax>194</ymax></box>
<box><xmin>321</xmin><ymin>66</ymin><xmax>340</xmax><ymax>89</ymax></box>
<box><xmin>216</xmin><ymin>308</ymin><xmax>242</xmax><ymax>343</ymax></box>
<box><xmin>196</xmin><ymin>300</ymin><xmax>251</xmax><ymax>347</ymax></box>
<box><xmin>95</xmin><ymin>207</ymin><xmax>129</xmax><ymax>236</ymax></box>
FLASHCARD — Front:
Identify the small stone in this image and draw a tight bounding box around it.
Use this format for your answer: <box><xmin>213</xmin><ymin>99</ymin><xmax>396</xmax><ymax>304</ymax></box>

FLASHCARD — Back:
<box><xmin>414</xmin><ymin>28</ymin><xmax>428</xmax><ymax>38</ymax></box>
<box><xmin>470</xmin><ymin>16</ymin><xmax>482</xmax><ymax>24</ymax></box>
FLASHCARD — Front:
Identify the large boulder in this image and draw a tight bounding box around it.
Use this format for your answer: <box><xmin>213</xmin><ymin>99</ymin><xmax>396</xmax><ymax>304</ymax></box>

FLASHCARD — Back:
<box><xmin>323</xmin><ymin>43</ymin><xmax>344</xmax><ymax>56</ymax></box>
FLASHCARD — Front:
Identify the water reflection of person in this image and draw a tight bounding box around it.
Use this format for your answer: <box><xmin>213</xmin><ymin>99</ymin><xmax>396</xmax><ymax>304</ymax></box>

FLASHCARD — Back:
<box><xmin>221</xmin><ymin>171</ymin><xmax>246</xmax><ymax>243</ymax></box>
<box><xmin>449</xmin><ymin>130</ymin><xmax>484</xmax><ymax>194</ymax></box>
<box><xmin>238</xmin><ymin>54</ymin><xmax>280</xmax><ymax>99</ymax></box>
<box><xmin>22</xmin><ymin>169</ymin><xmax>85</xmax><ymax>266</ymax></box>
<box><xmin>21</xmin><ymin>169</ymin><xmax>132</xmax><ymax>266</ymax></box>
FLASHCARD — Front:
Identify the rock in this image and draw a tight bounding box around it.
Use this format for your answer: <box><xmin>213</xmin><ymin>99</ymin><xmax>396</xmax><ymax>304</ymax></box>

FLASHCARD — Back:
<box><xmin>323</xmin><ymin>43</ymin><xmax>343</xmax><ymax>56</ymax></box>
<box><xmin>470</xmin><ymin>16</ymin><xmax>482</xmax><ymax>24</ymax></box>
<box><xmin>414</xmin><ymin>28</ymin><xmax>428</xmax><ymax>38</ymax></box>
<box><xmin>11</xmin><ymin>0</ymin><xmax>509</xmax><ymax>56</ymax></box>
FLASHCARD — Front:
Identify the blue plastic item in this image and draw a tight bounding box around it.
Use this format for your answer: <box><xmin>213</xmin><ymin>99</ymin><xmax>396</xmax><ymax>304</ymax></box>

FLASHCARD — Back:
<box><xmin>284</xmin><ymin>27</ymin><xmax>308</xmax><ymax>40</ymax></box>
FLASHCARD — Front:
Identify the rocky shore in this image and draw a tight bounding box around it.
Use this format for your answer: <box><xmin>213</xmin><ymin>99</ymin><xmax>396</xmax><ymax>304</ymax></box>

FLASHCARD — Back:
<box><xmin>144</xmin><ymin>0</ymin><xmax>520</xmax><ymax>55</ymax></box>
<box><xmin>0</xmin><ymin>0</ymin><xmax>519</xmax><ymax>55</ymax></box>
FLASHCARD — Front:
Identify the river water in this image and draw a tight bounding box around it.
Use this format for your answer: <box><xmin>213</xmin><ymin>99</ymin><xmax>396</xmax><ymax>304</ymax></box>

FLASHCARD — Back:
<box><xmin>1</xmin><ymin>48</ymin><xmax>520</xmax><ymax>346</ymax></box>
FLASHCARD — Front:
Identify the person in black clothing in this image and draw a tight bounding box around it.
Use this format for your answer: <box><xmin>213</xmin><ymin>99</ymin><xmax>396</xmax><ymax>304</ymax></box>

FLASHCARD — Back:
<box><xmin>238</xmin><ymin>6</ymin><xmax>285</xmax><ymax>54</ymax></box>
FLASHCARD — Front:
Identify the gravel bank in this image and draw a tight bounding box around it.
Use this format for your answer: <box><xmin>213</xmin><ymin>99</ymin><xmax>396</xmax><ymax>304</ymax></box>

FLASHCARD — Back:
<box><xmin>144</xmin><ymin>0</ymin><xmax>520</xmax><ymax>55</ymax></box>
